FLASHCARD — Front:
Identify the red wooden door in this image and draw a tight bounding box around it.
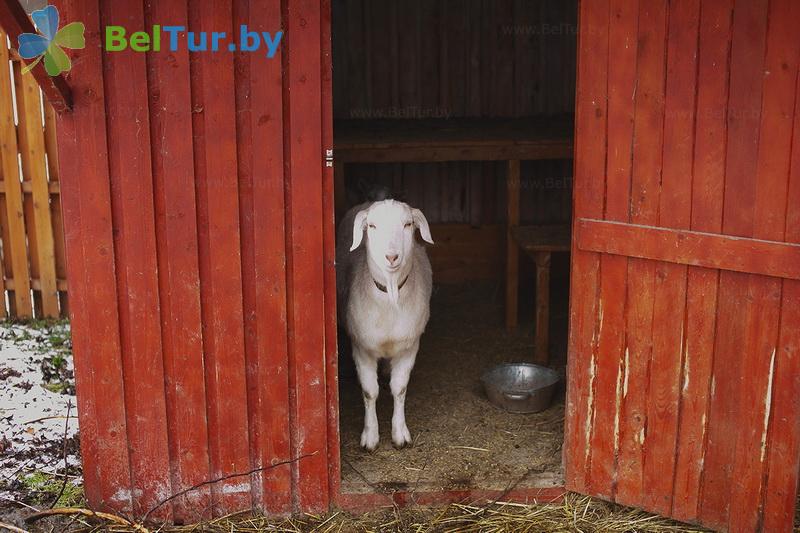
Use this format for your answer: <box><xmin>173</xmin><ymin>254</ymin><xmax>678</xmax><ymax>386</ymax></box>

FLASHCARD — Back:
<box><xmin>566</xmin><ymin>1</ymin><xmax>800</xmax><ymax>532</ymax></box>
<box><xmin>53</xmin><ymin>0</ymin><xmax>336</xmax><ymax>521</ymax></box>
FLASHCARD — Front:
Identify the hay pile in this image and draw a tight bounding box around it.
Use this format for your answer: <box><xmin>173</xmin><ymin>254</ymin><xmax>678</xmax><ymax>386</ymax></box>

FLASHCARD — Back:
<box><xmin>11</xmin><ymin>494</ymin><xmax>717</xmax><ymax>532</ymax></box>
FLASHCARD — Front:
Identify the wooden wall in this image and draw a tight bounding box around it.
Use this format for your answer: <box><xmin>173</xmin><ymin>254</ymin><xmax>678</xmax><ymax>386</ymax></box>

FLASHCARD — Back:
<box><xmin>332</xmin><ymin>0</ymin><xmax>577</xmax><ymax>228</ymax></box>
<box><xmin>332</xmin><ymin>0</ymin><xmax>577</xmax><ymax>119</ymax></box>
<box><xmin>56</xmin><ymin>0</ymin><xmax>334</xmax><ymax>520</ymax></box>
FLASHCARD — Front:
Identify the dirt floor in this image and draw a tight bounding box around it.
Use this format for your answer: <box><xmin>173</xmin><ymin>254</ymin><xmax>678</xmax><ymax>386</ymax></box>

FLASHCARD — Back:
<box><xmin>339</xmin><ymin>273</ymin><xmax>570</xmax><ymax>493</ymax></box>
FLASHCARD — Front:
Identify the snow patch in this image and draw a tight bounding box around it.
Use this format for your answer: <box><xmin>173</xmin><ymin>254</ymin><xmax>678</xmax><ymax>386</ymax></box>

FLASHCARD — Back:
<box><xmin>0</xmin><ymin>323</ymin><xmax>79</xmax><ymax>497</ymax></box>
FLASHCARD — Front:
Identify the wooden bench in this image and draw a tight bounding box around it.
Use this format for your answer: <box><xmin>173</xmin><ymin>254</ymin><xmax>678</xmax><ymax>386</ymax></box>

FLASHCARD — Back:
<box><xmin>333</xmin><ymin>117</ymin><xmax>574</xmax><ymax>362</ymax></box>
<box><xmin>510</xmin><ymin>225</ymin><xmax>571</xmax><ymax>364</ymax></box>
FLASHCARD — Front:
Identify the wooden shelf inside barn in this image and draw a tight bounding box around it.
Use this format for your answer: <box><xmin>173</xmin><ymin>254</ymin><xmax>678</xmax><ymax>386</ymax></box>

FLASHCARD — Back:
<box><xmin>333</xmin><ymin>115</ymin><xmax>574</xmax><ymax>163</ymax></box>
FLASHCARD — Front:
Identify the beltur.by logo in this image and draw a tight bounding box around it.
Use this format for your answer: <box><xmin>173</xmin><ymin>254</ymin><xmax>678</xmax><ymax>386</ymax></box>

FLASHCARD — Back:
<box><xmin>106</xmin><ymin>25</ymin><xmax>283</xmax><ymax>58</ymax></box>
<box><xmin>18</xmin><ymin>5</ymin><xmax>85</xmax><ymax>76</ymax></box>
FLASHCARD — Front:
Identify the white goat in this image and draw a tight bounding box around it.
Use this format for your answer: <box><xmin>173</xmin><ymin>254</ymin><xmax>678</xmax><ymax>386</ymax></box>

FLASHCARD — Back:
<box><xmin>336</xmin><ymin>200</ymin><xmax>434</xmax><ymax>450</ymax></box>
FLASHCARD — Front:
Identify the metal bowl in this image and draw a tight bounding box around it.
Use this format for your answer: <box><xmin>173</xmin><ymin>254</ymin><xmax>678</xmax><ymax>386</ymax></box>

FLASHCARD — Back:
<box><xmin>481</xmin><ymin>363</ymin><xmax>560</xmax><ymax>414</ymax></box>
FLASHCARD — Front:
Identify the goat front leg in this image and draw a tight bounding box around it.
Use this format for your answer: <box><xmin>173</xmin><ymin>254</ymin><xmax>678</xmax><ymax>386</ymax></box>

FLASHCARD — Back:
<box><xmin>390</xmin><ymin>347</ymin><xmax>417</xmax><ymax>448</ymax></box>
<box><xmin>353</xmin><ymin>347</ymin><xmax>380</xmax><ymax>451</ymax></box>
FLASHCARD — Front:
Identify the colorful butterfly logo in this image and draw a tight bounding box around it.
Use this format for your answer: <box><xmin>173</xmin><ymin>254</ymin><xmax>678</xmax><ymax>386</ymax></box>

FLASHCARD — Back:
<box><xmin>18</xmin><ymin>5</ymin><xmax>85</xmax><ymax>76</ymax></box>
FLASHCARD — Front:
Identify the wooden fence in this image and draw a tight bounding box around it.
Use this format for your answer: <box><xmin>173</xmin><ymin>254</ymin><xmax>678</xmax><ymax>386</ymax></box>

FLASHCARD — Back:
<box><xmin>0</xmin><ymin>32</ymin><xmax>67</xmax><ymax>319</ymax></box>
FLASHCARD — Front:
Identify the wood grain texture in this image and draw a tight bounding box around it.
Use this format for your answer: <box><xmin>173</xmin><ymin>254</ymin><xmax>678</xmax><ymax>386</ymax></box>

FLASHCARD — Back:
<box><xmin>761</xmin><ymin>29</ymin><xmax>800</xmax><ymax>530</ymax></box>
<box><xmin>671</xmin><ymin>0</ymin><xmax>732</xmax><ymax>521</ymax></box>
<box><xmin>615</xmin><ymin>0</ymin><xmax>668</xmax><ymax>507</ymax></box>
<box><xmin>332</xmin><ymin>0</ymin><xmax>577</xmax><ymax>119</ymax></box>
<box><xmin>188</xmin><ymin>0</ymin><xmax>251</xmax><ymax>514</ymax></box>
<box><xmin>15</xmin><ymin>61</ymin><xmax>42</xmax><ymax>317</ymax></box>
<box><xmin>505</xmin><ymin>159</ymin><xmax>520</xmax><ymax>330</ymax></box>
<box><xmin>572</xmin><ymin>0</ymin><xmax>800</xmax><ymax>530</ymax></box>
<box><xmin>144</xmin><ymin>0</ymin><xmax>211</xmax><ymax>522</ymax></box>
<box><xmin>586</xmin><ymin>0</ymin><xmax>637</xmax><ymax>501</ymax></box>
<box><xmin>284</xmin><ymin>0</ymin><xmax>329</xmax><ymax>513</ymax></box>
<box><xmin>700</xmin><ymin>2</ymin><xmax>769</xmax><ymax>526</ymax></box>
<box><xmin>564</xmin><ymin>0</ymin><xmax>607</xmax><ymax>495</ymax></box>
<box><xmin>576</xmin><ymin>220</ymin><xmax>800</xmax><ymax>282</ymax></box>
<box><xmin>728</xmin><ymin>1</ymin><xmax>800</xmax><ymax>530</ymax></box>
<box><xmin>641</xmin><ymin>0</ymin><xmax>698</xmax><ymax>514</ymax></box>
<box><xmin>321</xmin><ymin>0</ymin><xmax>342</xmax><ymax>508</ymax></box>
<box><xmin>100</xmin><ymin>0</ymin><xmax>172</xmax><ymax>518</ymax></box>
<box><xmin>44</xmin><ymin>103</ymin><xmax>69</xmax><ymax>315</ymax></box>
<box><xmin>15</xmin><ymin>69</ymin><xmax>59</xmax><ymax>317</ymax></box>
<box><xmin>55</xmin><ymin>0</ymin><xmax>131</xmax><ymax>512</ymax></box>
<box><xmin>233</xmin><ymin>0</ymin><xmax>293</xmax><ymax>516</ymax></box>
<box><xmin>0</xmin><ymin>35</ymin><xmax>31</xmax><ymax>317</ymax></box>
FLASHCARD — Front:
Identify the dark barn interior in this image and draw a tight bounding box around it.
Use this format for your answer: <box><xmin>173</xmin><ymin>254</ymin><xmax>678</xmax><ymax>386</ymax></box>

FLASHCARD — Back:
<box><xmin>332</xmin><ymin>0</ymin><xmax>577</xmax><ymax>493</ymax></box>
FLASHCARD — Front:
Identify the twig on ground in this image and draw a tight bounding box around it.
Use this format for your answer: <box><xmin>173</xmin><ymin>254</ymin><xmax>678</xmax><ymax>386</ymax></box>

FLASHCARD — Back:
<box><xmin>0</xmin><ymin>521</ymin><xmax>31</xmax><ymax>533</ymax></box>
<box><xmin>341</xmin><ymin>455</ymin><xmax>386</xmax><ymax>493</ymax></box>
<box><xmin>24</xmin><ymin>508</ymin><xmax>151</xmax><ymax>533</ymax></box>
<box><xmin>141</xmin><ymin>451</ymin><xmax>318</xmax><ymax>523</ymax></box>
<box><xmin>447</xmin><ymin>446</ymin><xmax>489</xmax><ymax>452</ymax></box>
<box><xmin>0</xmin><ymin>495</ymin><xmax>41</xmax><ymax>513</ymax></box>
<box><xmin>48</xmin><ymin>399</ymin><xmax>72</xmax><ymax>509</ymax></box>
<box><xmin>20</xmin><ymin>414</ymin><xmax>72</xmax><ymax>426</ymax></box>
<box><xmin>479</xmin><ymin>464</ymin><xmax>559</xmax><ymax>513</ymax></box>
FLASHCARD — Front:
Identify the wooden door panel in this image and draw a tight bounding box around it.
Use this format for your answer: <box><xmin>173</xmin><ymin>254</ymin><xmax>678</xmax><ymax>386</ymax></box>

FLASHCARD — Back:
<box><xmin>567</xmin><ymin>1</ymin><xmax>800</xmax><ymax>531</ymax></box>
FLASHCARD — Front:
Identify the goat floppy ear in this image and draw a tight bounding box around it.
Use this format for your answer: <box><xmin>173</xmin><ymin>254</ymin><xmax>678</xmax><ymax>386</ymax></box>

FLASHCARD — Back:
<box><xmin>350</xmin><ymin>209</ymin><xmax>369</xmax><ymax>251</ymax></box>
<box><xmin>412</xmin><ymin>208</ymin><xmax>434</xmax><ymax>244</ymax></box>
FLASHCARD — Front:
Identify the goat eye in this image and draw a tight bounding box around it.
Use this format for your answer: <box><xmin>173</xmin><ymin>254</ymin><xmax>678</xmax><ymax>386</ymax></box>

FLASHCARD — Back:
<box><xmin>368</xmin><ymin>224</ymin><xmax>376</xmax><ymax>229</ymax></box>
<box><xmin>404</xmin><ymin>222</ymin><xmax>412</xmax><ymax>228</ymax></box>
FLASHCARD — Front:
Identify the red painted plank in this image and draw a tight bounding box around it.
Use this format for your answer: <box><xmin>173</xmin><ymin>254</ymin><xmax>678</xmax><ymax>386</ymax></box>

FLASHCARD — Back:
<box><xmin>284</xmin><ymin>0</ymin><xmax>329</xmax><ymax>513</ymax></box>
<box><xmin>564</xmin><ymin>0</ymin><xmax>607</xmax><ymax>495</ymax></box>
<box><xmin>642</xmin><ymin>0</ymin><xmax>699</xmax><ymax>515</ymax></box>
<box><xmin>728</xmin><ymin>2</ymin><xmax>800</xmax><ymax>531</ymax></box>
<box><xmin>55</xmin><ymin>0</ymin><xmax>132</xmax><ymax>513</ymax></box>
<box><xmin>576</xmin><ymin>220</ymin><xmax>800</xmax><ymax>281</ymax></box>
<box><xmin>761</xmin><ymin>9</ymin><xmax>800</xmax><ymax>530</ymax></box>
<box><xmin>100</xmin><ymin>0</ymin><xmax>171</xmax><ymax>518</ymax></box>
<box><xmin>615</xmin><ymin>0</ymin><xmax>667</xmax><ymax>508</ymax></box>
<box><xmin>671</xmin><ymin>0</ymin><xmax>732</xmax><ymax>521</ymax></box>
<box><xmin>320</xmin><ymin>0</ymin><xmax>342</xmax><ymax>507</ymax></box>
<box><xmin>188</xmin><ymin>0</ymin><xmax>251</xmax><ymax>514</ymax></box>
<box><xmin>144</xmin><ymin>0</ymin><xmax>211</xmax><ymax>522</ymax></box>
<box><xmin>586</xmin><ymin>0</ymin><xmax>637</xmax><ymax>501</ymax></box>
<box><xmin>233</xmin><ymin>0</ymin><xmax>292</xmax><ymax>516</ymax></box>
<box><xmin>761</xmin><ymin>279</ymin><xmax>800</xmax><ymax>533</ymax></box>
<box><xmin>700</xmin><ymin>0</ymin><xmax>769</xmax><ymax>528</ymax></box>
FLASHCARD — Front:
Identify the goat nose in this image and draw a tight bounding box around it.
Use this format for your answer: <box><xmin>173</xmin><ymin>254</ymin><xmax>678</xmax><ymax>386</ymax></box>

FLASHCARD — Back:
<box><xmin>386</xmin><ymin>253</ymin><xmax>399</xmax><ymax>264</ymax></box>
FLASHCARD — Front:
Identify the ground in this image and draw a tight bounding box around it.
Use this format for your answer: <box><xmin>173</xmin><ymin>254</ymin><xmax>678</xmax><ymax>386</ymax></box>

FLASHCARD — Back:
<box><xmin>0</xmin><ymin>320</ymin><xmax>82</xmax><ymax>524</ymax></box>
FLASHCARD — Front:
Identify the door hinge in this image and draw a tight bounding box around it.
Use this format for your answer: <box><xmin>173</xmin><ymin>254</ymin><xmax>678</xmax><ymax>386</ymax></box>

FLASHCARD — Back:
<box><xmin>325</xmin><ymin>149</ymin><xmax>334</xmax><ymax>167</ymax></box>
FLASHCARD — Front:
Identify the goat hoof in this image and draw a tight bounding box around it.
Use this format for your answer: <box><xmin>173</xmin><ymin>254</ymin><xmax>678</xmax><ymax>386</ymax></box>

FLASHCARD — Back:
<box><xmin>392</xmin><ymin>426</ymin><xmax>412</xmax><ymax>449</ymax></box>
<box><xmin>361</xmin><ymin>429</ymin><xmax>379</xmax><ymax>452</ymax></box>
